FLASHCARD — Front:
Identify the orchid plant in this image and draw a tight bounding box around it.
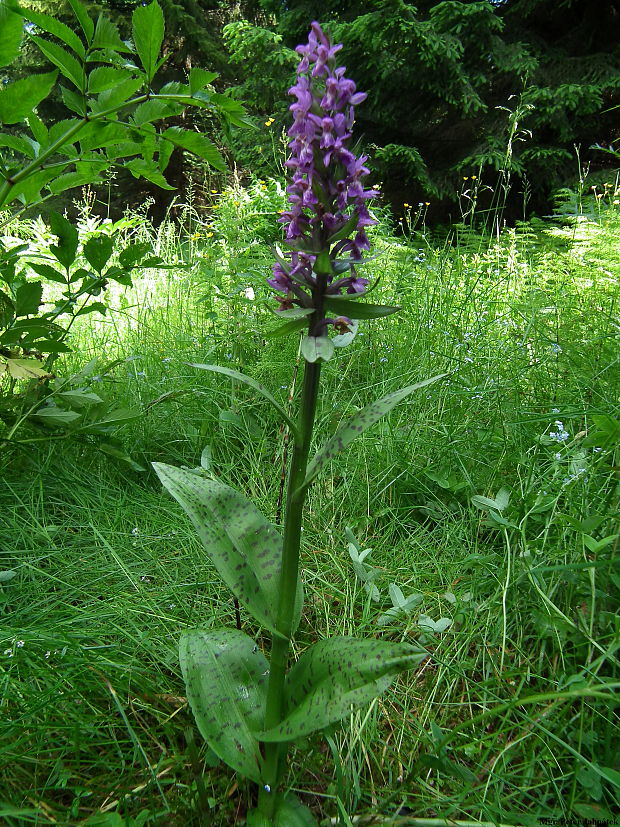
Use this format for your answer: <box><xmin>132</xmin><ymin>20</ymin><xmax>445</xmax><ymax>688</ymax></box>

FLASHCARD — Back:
<box><xmin>154</xmin><ymin>23</ymin><xmax>444</xmax><ymax>824</ymax></box>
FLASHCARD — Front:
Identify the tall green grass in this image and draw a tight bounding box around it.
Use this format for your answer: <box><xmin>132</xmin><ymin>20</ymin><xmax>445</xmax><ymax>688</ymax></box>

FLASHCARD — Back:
<box><xmin>1</xmin><ymin>180</ymin><xmax>618</xmax><ymax>825</ymax></box>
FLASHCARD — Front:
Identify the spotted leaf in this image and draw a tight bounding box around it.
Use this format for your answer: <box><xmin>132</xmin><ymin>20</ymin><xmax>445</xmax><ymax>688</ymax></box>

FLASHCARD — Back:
<box><xmin>153</xmin><ymin>463</ymin><xmax>303</xmax><ymax>634</ymax></box>
<box><xmin>301</xmin><ymin>374</ymin><xmax>446</xmax><ymax>490</ymax></box>
<box><xmin>180</xmin><ymin>626</ymin><xmax>268</xmax><ymax>782</ymax></box>
<box><xmin>258</xmin><ymin>637</ymin><xmax>428</xmax><ymax>742</ymax></box>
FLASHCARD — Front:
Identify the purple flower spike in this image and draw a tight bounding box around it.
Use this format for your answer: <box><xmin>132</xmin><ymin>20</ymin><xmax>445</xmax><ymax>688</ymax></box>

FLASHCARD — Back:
<box><xmin>270</xmin><ymin>21</ymin><xmax>378</xmax><ymax>314</ymax></box>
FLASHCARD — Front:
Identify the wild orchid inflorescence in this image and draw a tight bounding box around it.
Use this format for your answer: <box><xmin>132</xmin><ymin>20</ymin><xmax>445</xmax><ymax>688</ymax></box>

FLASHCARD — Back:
<box><xmin>154</xmin><ymin>23</ymin><xmax>443</xmax><ymax>825</ymax></box>
<box><xmin>270</xmin><ymin>22</ymin><xmax>379</xmax><ymax>336</ymax></box>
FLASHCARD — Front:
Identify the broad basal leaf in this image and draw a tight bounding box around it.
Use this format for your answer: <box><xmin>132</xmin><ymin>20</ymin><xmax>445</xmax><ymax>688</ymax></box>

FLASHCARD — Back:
<box><xmin>258</xmin><ymin>637</ymin><xmax>428</xmax><ymax>742</ymax></box>
<box><xmin>180</xmin><ymin>626</ymin><xmax>268</xmax><ymax>783</ymax></box>
<box><xmin>152</xmin><ymin>464</ymin><xmax>303</xmax><ymax>635</ymax></box>
<box><xmin>77</xmin><ymin>407</ymin><xmax>141</xmax><ymax>432</ymax></box>
<box><xmin>247</xmin><ymin>793</ymin><xmax>318</xmax><ymax>826</ymax></box>
<box><xmin>189</xmin><ymin>363</ymin><xmax>299</xmax><ymax>439</ymax></box>
<box><xmin>301</xmin><ymin>374</ymin><xmax>446</xmax><ymax>490</ymax></box>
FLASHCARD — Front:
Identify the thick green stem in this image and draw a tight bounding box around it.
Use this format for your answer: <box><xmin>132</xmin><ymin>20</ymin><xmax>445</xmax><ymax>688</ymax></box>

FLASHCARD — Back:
<box><xmin>258</xmin><ymin>337</ymin><xmax>322</xmax><ymax>815</ymax></box>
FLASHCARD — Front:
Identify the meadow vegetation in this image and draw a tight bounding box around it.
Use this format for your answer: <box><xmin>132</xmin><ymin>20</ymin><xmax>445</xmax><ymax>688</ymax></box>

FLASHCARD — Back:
<box><xmin>1</xmin><ymin>0</ymin><xmax>619</xmax><ymax>822</ymax></box>
<box><xmin>1</xmin><ymin>173</ymin><xmax>619</xmax><ymax>824</ymax></box>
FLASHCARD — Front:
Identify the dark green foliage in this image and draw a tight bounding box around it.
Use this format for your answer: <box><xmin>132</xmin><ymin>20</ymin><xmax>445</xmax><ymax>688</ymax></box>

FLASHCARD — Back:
<box><xmin>225</xmin><ymin>0</ymin><xmax>620</xmax><ymax>219</ymax></box>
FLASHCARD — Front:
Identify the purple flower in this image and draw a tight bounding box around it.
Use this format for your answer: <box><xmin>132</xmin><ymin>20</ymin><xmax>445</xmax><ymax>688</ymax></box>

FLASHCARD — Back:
<box><xmin>271</xmin><ymin>21</ymin><xmax>377</xmax><ymax>313</ymax></box>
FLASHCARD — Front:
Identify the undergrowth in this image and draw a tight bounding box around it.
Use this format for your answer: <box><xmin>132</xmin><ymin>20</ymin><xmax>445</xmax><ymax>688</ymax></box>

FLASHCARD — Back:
<box><xmin>1</xmin><ymin>182</ymin><xmax>618</xmax><ymax>825</ymax></box>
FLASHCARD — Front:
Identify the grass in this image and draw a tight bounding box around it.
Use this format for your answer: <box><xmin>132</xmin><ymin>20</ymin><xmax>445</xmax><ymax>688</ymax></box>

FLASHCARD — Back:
<box><xmin>1</xmin><ymin>179</ymin><xmax>619</xmax><ymax>825</ymax></box>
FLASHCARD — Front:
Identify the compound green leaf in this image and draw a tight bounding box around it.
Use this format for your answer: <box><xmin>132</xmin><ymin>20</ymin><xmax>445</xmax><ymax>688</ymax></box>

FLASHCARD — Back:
<box><xmin>0</xmin><ymin>3</ymin><xmax>23</xmax><ymax>68</ymax></box>
<box><xmin>125</xmin><ymin>159</ymin><xmax>175</xmax><ymax>190</ymax></box>
<box><xmin>92</xmin><ymin>15</ymin><xmax>131</xmax><ymax>53</ymax></box>
<box><xmin>67</xmin><ymin>0</ymin><xmax>94</xmax><ymax>43</ymax></box>
<box><xmin>152</xmin><ymin>463</ymin><xmax>303</xmax><ymax>635</ymax></box>
<box><xmin>132</xmin><ymin>99</ymin><xmax>182</xmax><ymax>126</ymax></box>
<box><xmin>20</xmin><ymin>8</ymin><xmax>85</xmax><ymax>57</ymax></box>
<box><xmin>132</xmin><ymin>0</ymin><xmax>164</xmax><ymax>82</ymax></box>
<box><xmin>302</xmin><ymin>374</ymin><xmax>446</xmax><ymax>489</ymax></box>
<box><xmin>48</xmin><ymin>212</ymin><xmax>78</xmax><ymax>268</ymax></box>
<box><xmin>180</xmin><ymin>626</ymin><xmax>267</xmax><ymax>783</ymax></box>
<box><xmin>189</xmin><ymin>363</ymin><xmax>299</xmax><ymax>439</ymax></box>
<box><xmin>83</xmin><ymin>235</ymin><xmax>113</xmax><ymax>273</ymax></box>
<box><xmin>32</xmin><ymin>406</ymin><xmax>81</xmax><ymax>426</ymax></box>
<box><xmin>189</xmin><ymin>67</ymin><xmax>218</xmax><ymax>94</ymax></box>
<box><xmin>258</xmin><ymin>637</ymin><xmax>428</xmax><ymax>742</ymax></box>
<box><xmin>0</xmin><ymin>133</ymin><xmax>36</xmax><ymax>158</ymax></box>
<box><xmin>162</xmin><ymin>126</ymin><xmax>226</xmax><ymax>171</ymax></box>
<box><xmin>49</xmin><ymin>170</ymin><xmax>103</xmax><ymax>195</ymax></box>
<box><xmin>31</xmin><ymin>37</ymin><xmax>85</xmax><ymax>91</ymax></box>
<box><xmin>57</xmin><ymin>389</ymin><xmax>103</xmax><ymax>408</ymax></box>
<box><xmin>0</xmin><ymin>71</ymin><xmax>57</xmax><ymax>125</ymax></box>
<box><xmin>87</xmin><ymin>67</ymin><xmax>133</xmax><ymax>94</ymax></box>
<box><xmin>15</xmin><ymin>281</ymin><xmax>43</xmax><ymax>316</ymax></box>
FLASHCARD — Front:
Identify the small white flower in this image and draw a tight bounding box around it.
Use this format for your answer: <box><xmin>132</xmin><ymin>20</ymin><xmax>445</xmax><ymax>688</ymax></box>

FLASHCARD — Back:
<box><xmin>16</xmin><ymin>640</ymin><xmax>24</xmax><ymax>648</ymax></box>
<box><xmin>131</xmin><ymin>527</ymin><xmax>140</xmax><ymax>536</ymax></box>
<box><xmin>3</xmin><ymin>648</ymin><xmax>12</xmax><ymax>656</ymax></box>
<box><xmin>44</xmin><ymin>651</ymin><xmax>51</xmax><ymax>659</ymax></box>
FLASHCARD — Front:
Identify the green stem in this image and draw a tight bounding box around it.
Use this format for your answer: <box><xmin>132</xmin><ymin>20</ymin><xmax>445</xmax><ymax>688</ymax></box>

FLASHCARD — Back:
<box><xmin>258</xmin><ymin>332</ymin><xmax>322</xmax><ymax>815</ymax></box>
